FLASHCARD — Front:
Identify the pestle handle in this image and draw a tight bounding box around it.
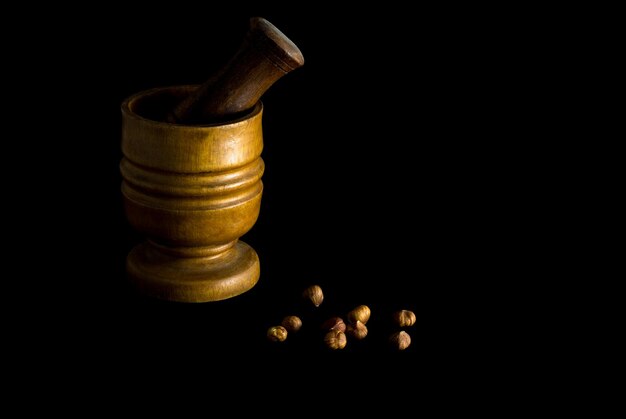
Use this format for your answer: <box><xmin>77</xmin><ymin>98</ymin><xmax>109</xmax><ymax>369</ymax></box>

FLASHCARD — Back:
<box><xmin>168</xmin><ymin>17</ymin><xmax>304</xmax><ymax>124</ymax></box>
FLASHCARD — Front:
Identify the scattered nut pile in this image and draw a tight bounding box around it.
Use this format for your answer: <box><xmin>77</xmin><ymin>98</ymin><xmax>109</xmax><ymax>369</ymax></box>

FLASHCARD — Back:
<box><xmin>266</xmin><ymin>284</ymin><xmax>415</xmax><ymax>351</ymax></box>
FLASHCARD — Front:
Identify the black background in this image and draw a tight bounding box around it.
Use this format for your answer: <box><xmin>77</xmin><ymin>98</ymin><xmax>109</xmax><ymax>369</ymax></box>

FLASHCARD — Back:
<box><xmin>22</xmin><ymin>5</ymin><xmax>555</xmax><ymax>381</ymax></box>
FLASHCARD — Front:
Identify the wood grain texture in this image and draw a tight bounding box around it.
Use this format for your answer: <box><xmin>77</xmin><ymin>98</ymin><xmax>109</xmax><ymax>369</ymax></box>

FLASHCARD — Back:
<box><xmin>167</xmin><ymin>17</ymin><xmax>304</xmax><ymax>125</ymax></box>
<box><xmin>121</xmin><ymin>86</ymin><xmax>264</xmax><ymax>302</ymax></box>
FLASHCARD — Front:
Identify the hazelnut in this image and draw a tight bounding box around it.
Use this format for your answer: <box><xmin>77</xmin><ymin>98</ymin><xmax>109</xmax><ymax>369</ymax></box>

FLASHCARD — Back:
<box><xmin>281</xmin><ymin>315</ymin><xmax>302</xmax><ymax>333</ymax></box>
<box><xmin>346</xmin><ymin>320</ymin><xmax>368</xmax><ymax>340</ymax></box>
<box><xmin>320</xmin><ymin>316</ymin><xmax>346</xmax><ymax>333</ymax></box>
<box><xmin>302</xmin><ymin>284</ymin><xmax>324</xmax><ymax>307</ymax></box>
<box><xmin>393</xmin><ymin>310</ymin><xmax>416</xmax><ymax>328</ymax></box>
<box><xmin>324</xmin><ymin>329</ymin><xmax>347</xmax><ymax>350</ymax></box>
<box><xmin>347</xmin><ymin>305</ymin><xmax>371</xmax><ymax>324</ymax></box>
<box><xmin>389</xmin><ymin>331</ymin><xmax>411</xmax><ymax>350</ymax></box>
<box><xmin>267</xmin><ymin>325</ymin><xmax>288</xmax><ymax>342</ymax></box>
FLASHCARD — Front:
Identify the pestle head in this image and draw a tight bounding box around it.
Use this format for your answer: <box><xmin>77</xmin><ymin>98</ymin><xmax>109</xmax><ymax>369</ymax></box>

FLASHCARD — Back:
<box><xmin>249</xmin><ymin>17</ymin><xmax>304</xmax><ymax>72</ymax></box>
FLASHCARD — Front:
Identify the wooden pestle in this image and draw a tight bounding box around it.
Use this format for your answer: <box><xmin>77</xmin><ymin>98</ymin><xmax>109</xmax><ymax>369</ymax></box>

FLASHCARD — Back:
<box><xmin>167</xmin><ymin>17</ymin><xmax>304</xmax><ymax>125</ymax></box>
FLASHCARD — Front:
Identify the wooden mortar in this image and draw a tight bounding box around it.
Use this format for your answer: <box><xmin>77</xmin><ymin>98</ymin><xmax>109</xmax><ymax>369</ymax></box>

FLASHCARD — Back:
<box><xmin>121</xmin><ymin>86</ymin><xmax>264</xmax><ymax>302</ymax></box>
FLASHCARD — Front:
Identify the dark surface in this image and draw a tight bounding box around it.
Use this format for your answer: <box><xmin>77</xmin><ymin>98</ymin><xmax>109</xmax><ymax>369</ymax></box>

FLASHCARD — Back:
<box><xmin>32</xmin><ymin>6</ymin><xmax>550</xmax><ymax>378</ymax></box>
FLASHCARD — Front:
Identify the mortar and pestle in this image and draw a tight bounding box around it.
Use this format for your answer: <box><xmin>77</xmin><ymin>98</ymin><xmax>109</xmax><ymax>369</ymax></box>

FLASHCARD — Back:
<box><xmin>120</xmin><ymin>17</ymin><xmax>304</xmax><ymax>302</ymax></box>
